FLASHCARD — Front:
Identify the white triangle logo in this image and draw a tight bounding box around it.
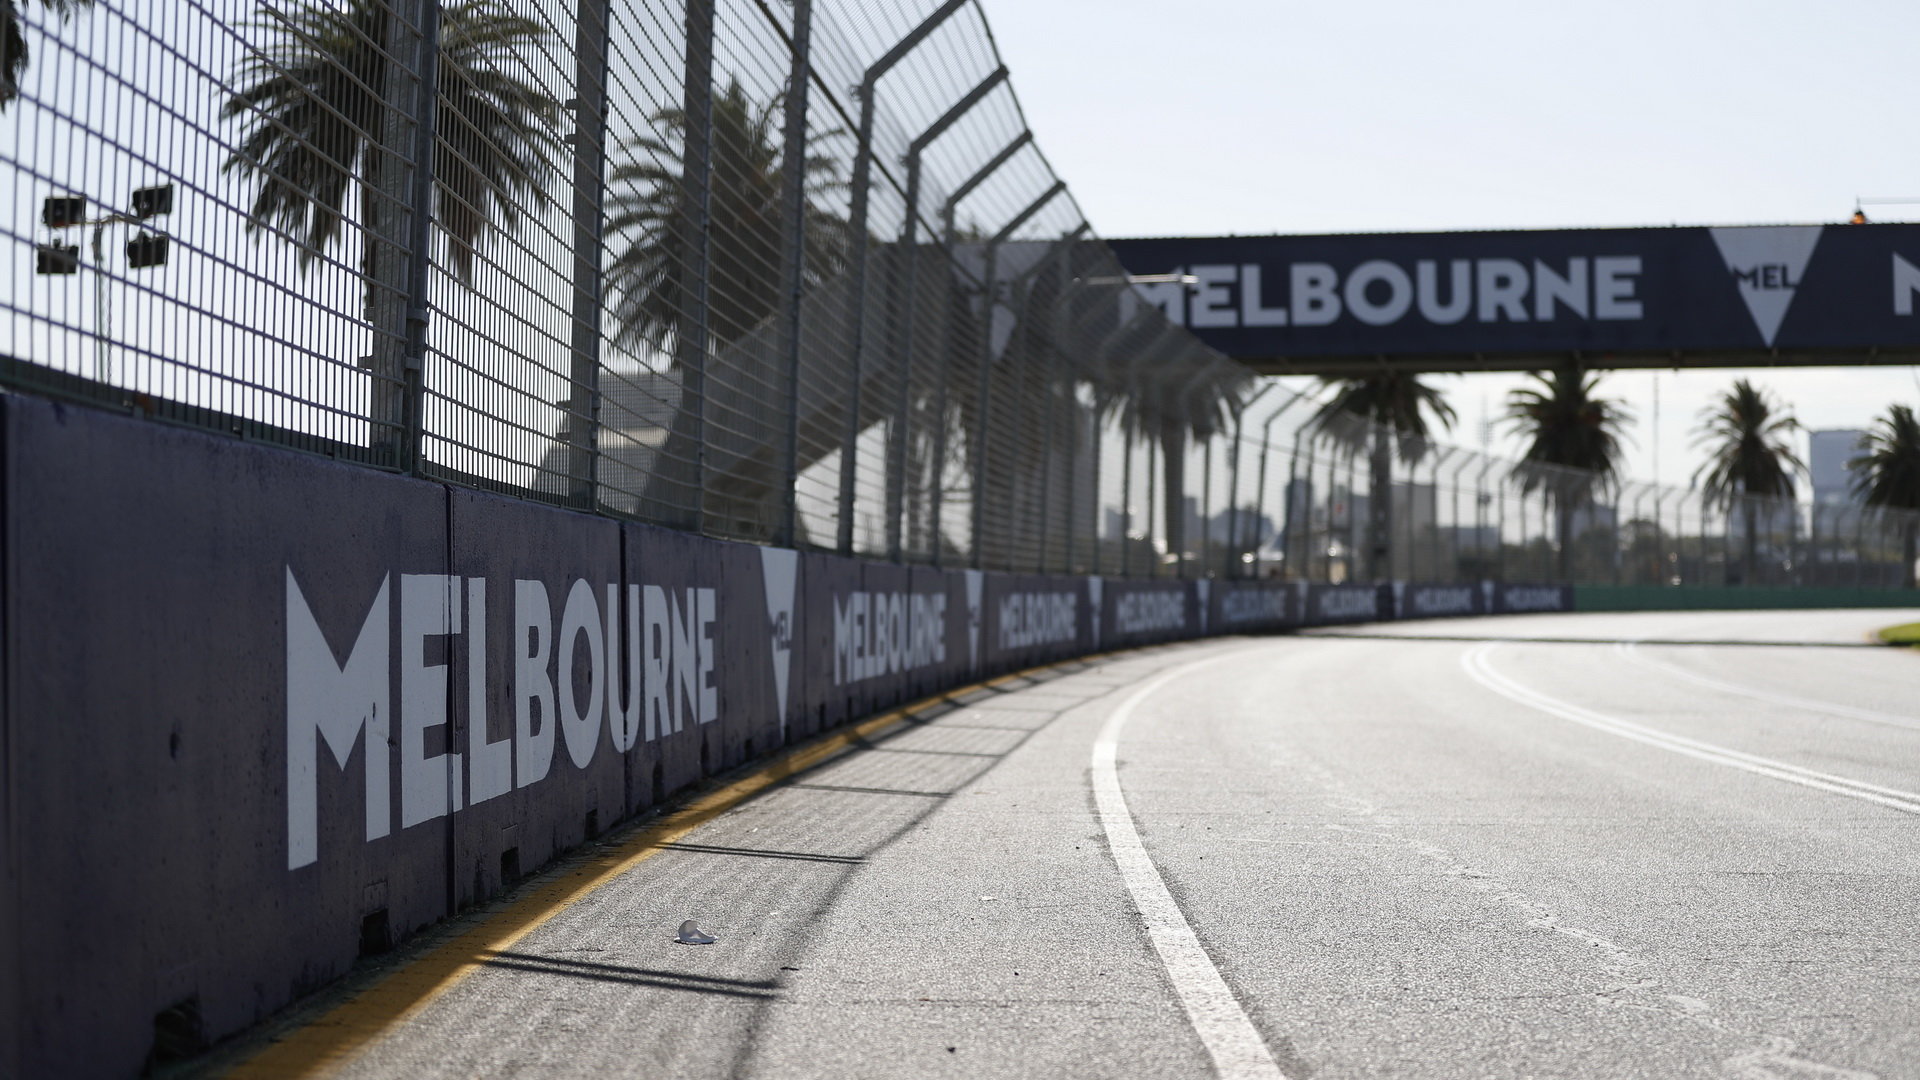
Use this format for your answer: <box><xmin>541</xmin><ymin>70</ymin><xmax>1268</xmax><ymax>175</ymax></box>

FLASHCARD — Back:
<box><xmin>759</xmin><ymin>549</ymin><xmax>797</xmax><ymax>731</ymax></box>
<box><xmin>1194</xmin><ymin>580</ymin><xmax>1210</xmax><ymax>634</ymax></box>
<box><xmin>1087</xmin><ymin>577</ymin><xmax>1103</xmax><ymax>650</ymax></box>
<box><xmin>1709</xmin><ymin>226</ymin><xmax>1823</xmax><ymax>346</ymax></box>
<box><xmin>964</xmin><ymin>570</ymin><xmax>983</xmax><ymax>670</ymax></box>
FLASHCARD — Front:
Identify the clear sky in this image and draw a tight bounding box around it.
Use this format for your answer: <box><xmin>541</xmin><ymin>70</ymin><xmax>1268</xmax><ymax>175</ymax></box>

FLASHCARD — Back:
<box><xmin>981</xmin><ymin>0</ymin><xmax>1920</xmax><ymax>489</ymax></box>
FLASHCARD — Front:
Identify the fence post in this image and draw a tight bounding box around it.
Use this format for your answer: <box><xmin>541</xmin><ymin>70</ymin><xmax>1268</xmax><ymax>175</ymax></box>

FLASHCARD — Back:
<box><xmin>1047</xmin><ymin>255</ymin><xmax>1135</xmax><ymax>572</ymax></box>
<box><xmin>1031</xmin><ymin>228</ymin><xmax>1086</xmax><ymax>572</ymax></box>
<box><xmin>1284</xmin><ymin>426</ymin><xmax>1307</xmax><ymax>580</ymax></box>
<box><xmin>888</xmin><ymin>66</ymin><xmax>1008</xmax><ymax>562</ymax></box>
<box><xmin>1073</xmin><ymin>396</ymin><xmax>1092</xmax><ymax>573</ymax></box>
<box><xmin>1497</xmin><ymin>472</ymin><xmax>1510</xmax><ymax>581</ymax></box>
<box><xmin>1249</xmin><ymin>394</ymin><xmax>1297</xmax><ymax>579</ymax></box>
<box><xmin>565</xmin><ymin>0</ymin><xmax>612</xmax><ymax>508</ymax></box>
<box><xmin>365</xmin><ymin>0</ymin><xmax>434</xmax><ymax>470</ymax></box>
<box><xmin>969</xmin><ymin>180</ymin><xmax>1065</xmax><ymax>569</ymax></box>
<box><xmin>1428</xmin><ymin>445</ymin><xmax>1443</xmax><ymax>580</ymax></box>
<box><xmin>776</xmin><ymin>0</ymin><xmax>813</xmax><ymax>548</ymax></box>
<box><xmin>929</xmin><ymin>130</ymin><xmax>1033</xmax><ymax>569</ymax></box>
<box><xmin>679</xmin><ymin>0</ymin><xmax>714</xmax><ymax>530</ymax></box>
<box><xmin>839</xmin><ymin>0</ymin><xmax>969</xmax><ymax>555</ymax></box>
<box><xmin>978</xmin><ymin>220</ymin><xmax>1072</xmax><ymax>572</ymax></box>
<box><xmin>1084</xmin><ymin>309</ymin><xmax>1151</xmax><ymax>573</ymax></box>
<box><xmin>1448</xmin><ymin>456</ymin><xmax>1464</xmax><ymax>582</ymax></box>
<box><xmin>1226</xmin><ymin>385</ymin><xmax>1270</xmax><ymax>577</ymax></box>
<box><xmin>1111</xmin><ymin>324</ymin><xmax>1183</xmax><ymax>578</ymax></box>
<box><xmin>1120</xmin><ymin>417</ymin><xmax>1137</xmax><ymax>577</ymax></box>
<box><xmin>391</xmin><ymin>0</ymin><xmax>441</xmax><ymax>475</ymax></box>
<box><xmin>1654</xmin><ymin>488</ymin><xmax>1670</xmax><ymax>585</ymax></box>
<box><xmin>1146</xmin><ymin>422</ymin><xmax>1159</xmax><ymax>577</ymax></box>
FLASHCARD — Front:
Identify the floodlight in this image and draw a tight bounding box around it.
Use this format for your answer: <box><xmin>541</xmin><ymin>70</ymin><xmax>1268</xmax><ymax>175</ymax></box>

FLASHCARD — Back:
<box><xmin>131</xmin><ymin>183</ymin><xmax>174</xmax><ymax>219</ymax></box>
<box><xmin>35</xmin><ymin>244</ymin><xmax>80</xmax><ymax>275</ymax></box>
<box><xmin>126</xmin><ymin>232</ymin><xmax>169</xmax><ymax>269</ymax></box>
<box><xmin>42</xmin><ymin>196</ymin><xmax>85</xmax><ymax>228</ymax></box>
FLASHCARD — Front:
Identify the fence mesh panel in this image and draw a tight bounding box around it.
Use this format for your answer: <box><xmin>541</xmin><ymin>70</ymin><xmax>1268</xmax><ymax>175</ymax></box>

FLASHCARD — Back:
<box><xmin>4</xmin><ymin>0</ymin><xmax>1914</xmax><ymax>588</ymax></box>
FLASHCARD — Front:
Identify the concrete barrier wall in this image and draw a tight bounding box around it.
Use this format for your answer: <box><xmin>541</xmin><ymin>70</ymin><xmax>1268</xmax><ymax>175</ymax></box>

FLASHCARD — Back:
<box><xmin>0</xmin><ymin>395</ymin><xmax>1576</xmax><ymax>1077</ymax></box>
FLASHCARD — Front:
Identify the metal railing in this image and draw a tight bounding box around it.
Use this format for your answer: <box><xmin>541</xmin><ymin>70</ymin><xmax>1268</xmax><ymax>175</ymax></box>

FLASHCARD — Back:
<box><xmin>2</xmin><ymin>0</ymin><xmax>1246</xmax><ymax>569</ymax></box>
<box><xmin>1181</xmin><ymin>396</ymin><xmax>1920</xmax><ymax>590</ymax></box>
<box><xmin>5</xmin><ymin>0</ymin><xmax>1914</xmax><ymax>588</ymax></box>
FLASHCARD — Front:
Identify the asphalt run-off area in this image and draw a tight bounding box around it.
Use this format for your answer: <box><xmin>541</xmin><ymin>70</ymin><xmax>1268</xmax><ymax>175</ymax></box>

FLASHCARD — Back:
<box><xmin>205</xmin><ymin>608</ymin><xmax>1920</xmax><ymax>1080</ymax></box>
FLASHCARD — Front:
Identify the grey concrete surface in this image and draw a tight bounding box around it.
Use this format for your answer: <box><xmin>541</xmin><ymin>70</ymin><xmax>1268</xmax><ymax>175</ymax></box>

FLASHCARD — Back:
<box><xmin>316</xmin><ymin>611</ymin><xmax>1920</xmax><ymax>1079</ymax></box>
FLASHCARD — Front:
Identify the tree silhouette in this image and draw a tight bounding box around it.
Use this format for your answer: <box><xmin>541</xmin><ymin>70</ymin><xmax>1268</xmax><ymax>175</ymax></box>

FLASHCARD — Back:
<box><xmin>223</xmin><ymin>0</ymin><xmax>559</xmax><ymax>279</ymax></box>
<box><xmin>1693</xmin><ymin>378</ymin><xmax>1802</xmax><ymax>585</ymax></box>
<box><xmin>1505</xmin><ymin>367</ymin><xmax>1631</xmax><ymax>580</ymax></box>
<box><xmin>1310</xmin><ymin>373</ymin><xmax>1456</xmax><ymax>580</ymax></box>
<box><xmin>1</xmin><ymin>0</ymin><xmax>90</xmax><ymax>110</ymax></box>
<box><xmin>603</xmin><ymin>75</ymin><xmax>846</xmax><ymax>354</ymax></box>
<box><xmin>597</xmin><ymin>75</ymin><xmax>848</xmax><ymax>534</ymax></box>
<box><xmin>222</xmin><ymin>0</ymin><xmax>559</xmax><ymax>450</ymax></box>
<box><xmin>1848</xmin><ymin>403</ymin><xmax>1920</xmax><ymax>589</ymax></box>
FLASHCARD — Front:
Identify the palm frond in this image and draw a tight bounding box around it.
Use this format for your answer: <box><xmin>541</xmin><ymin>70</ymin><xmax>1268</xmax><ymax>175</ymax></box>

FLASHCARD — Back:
<box><xmin>1309</xmin><ymin>373</ymin><xmax>1457</xmax><ymax>461</ymax></box>
<box><xmin>1504</xmin><ymin>368</ymin><xmax>1631</xmax><ymax>507</ymax></box>
<box><xmin>222</xmin><ymin>0</ymin><xmax>558</xmax><ymax>278</ymax></box>
<box><xmin>604</xmin><ymin>74</ymin><xmax>848</xmax><ymax>354</ymax></box>
<box><xmin>3</xmin><ymin>0</ymin><xmax>94</xmax><ymax>109</ymax></box>
<box><xmin>1849</xmin><ymin>403</ymin><xmax>1920</xmax><ymax>512</ymax></box>
<box><xmin>1690</xmin><ymin>379</ymin><xmax>1802</xmax><ymax>509</ymax></box>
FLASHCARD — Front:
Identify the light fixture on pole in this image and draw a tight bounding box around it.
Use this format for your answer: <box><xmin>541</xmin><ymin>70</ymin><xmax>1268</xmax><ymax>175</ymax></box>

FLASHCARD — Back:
<box><xmin>32</xmin><ymin>183</ymin><xmax>176</xmax><ymax>380</ymax></box>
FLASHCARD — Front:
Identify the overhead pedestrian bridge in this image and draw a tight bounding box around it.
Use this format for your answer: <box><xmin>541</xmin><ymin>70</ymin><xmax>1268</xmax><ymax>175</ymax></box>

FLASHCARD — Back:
<box><xmin>1107</xmin><ymin>224</ymin><xmax>1920</xmax><ymax>376</ymax></box>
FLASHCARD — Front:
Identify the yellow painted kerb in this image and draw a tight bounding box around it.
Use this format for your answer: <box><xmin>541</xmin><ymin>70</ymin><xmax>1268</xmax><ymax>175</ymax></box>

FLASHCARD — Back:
<box><xmin>223</xmin><ymin>657</ymin><xmax>1093</xmax><ymax>1079</ymax></box>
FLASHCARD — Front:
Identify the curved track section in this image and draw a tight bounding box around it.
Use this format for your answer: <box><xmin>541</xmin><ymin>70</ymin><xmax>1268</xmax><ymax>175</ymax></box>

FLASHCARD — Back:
<box><xmin>227</xmin><ymin>610</ymin><xmax>1920</xmax><ymax>1079</ymax></box>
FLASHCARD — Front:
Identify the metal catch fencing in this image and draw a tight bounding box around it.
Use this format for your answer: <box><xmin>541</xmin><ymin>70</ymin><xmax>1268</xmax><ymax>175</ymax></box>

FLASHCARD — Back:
<box><xmin>5</xmin><ymin>0</ymin><xmax>1915</xmax><ymax>587</ymax></box>
<box><xmin>1157</xmin><ymin>394</ymin><xmax>1920</xmax><ymax>589</ymax></box>
<box><xmin>2</xmin><ymin>0</ymin><xmax>1247</xmax><ymax>570</ymax></box>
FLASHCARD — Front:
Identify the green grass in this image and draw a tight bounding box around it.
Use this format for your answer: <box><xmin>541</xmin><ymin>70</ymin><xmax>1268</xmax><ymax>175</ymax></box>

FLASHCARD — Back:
<box><xmin>1877</xmin><ymin>621</ymin><xmax>1920</xmax><ymax>646</ymax></box>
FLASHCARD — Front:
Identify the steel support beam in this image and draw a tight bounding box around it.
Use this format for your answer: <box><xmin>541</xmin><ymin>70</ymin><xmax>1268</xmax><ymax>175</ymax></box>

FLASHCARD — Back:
<box><xmin>837</xmin><ymin>0</ymin><xmax>970</xmax><ymax>554</ymax></box>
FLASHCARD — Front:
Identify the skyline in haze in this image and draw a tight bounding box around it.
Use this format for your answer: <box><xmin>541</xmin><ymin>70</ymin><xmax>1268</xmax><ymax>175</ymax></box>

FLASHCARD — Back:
<box><xmin>981</xmin><ymin>0</ymin><xmax>1920</xmax><ymax>492</ymax></box>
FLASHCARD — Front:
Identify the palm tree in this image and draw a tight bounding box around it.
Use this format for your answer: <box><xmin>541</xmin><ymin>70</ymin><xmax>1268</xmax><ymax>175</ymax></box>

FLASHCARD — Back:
<box><xmin>1848</xmin><ymin>404</ymin><xmax>1920</xmax><ymax>589</ymax></box>
<box><xmin>603</xmin><ymin>75</ymin><xmax>846</xmax><ymax>353</ymax></box>
<box><xmin>1154</xmin><ymin>359</ymin><xmax>1249</xmax><ymax>571</ymax></box>
<box><xmin>1693</xmin><ymin>378</ymin><xmax>1802</xmax><ymax>585</ymax></box>
<box><xmin>599</xmin><ymin>75</ymin><xmax>846</xmax><ymax>532</ymax></box>
<box><xmin>2</xmin><ymin>0</ymin><xmax>89</xmax><ymax>110</ymax></box>
<box><xmin>1505</xmin><ymin>367</ymin><xmax>1631</xmax><ymax>580</ymax></box>
<box><xmin>1310</xmin><ymin>373</ymin><xmax>1457</xmax><ymax>580</ymax></box>
<box><xmin>222</xmin><ymin>0</ymin><xmax>559</xmax><ymax>448</ymax></box>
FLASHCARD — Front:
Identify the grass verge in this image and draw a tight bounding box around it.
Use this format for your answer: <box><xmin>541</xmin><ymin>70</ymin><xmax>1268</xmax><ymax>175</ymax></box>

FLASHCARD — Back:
<box><xmin>1876</xmin><ymin>621</ymin><xmax>1920</xmax><ymax>646</ymax></box>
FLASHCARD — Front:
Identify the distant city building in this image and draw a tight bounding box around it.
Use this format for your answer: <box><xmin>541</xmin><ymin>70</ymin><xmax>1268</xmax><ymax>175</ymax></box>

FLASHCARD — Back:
<box><xmin>1809</xmin><ymin>429</ymin><xmax>1868</xmax><ymax>505</ymax></box>
<box><xmin>1566</xmin><ymin>503</ymin><xmax>1617</xmax><ymax>538</ymax></box>
<box><xmin>1177</xmin><ymin>496</ymin><xmax>1279</xmax><ymax>549</ymax></box>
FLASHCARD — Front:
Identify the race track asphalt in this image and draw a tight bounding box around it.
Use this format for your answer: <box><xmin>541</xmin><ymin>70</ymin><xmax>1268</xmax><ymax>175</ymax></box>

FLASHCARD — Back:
<box><xmin>227</xmin><ymin>609</ymin><xmax>1920</xmax><ymax>1080</ymax></box>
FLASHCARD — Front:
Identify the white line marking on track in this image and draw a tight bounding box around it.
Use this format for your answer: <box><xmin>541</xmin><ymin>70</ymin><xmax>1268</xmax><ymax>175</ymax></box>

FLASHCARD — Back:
<box><xmin>1092</xmin><ymin>652</ymin><xmax>1287</xmax><ymax>1080</ymax></box>
<box><xmin>1614</xmin><ymin>640</ymin><xmax>1920</xmax><ymax>734</ymax></box>
<box><xmin>1462</xmin><ymin>643</ymin><xmax>1920</xmax><ymax>816</ymax></box>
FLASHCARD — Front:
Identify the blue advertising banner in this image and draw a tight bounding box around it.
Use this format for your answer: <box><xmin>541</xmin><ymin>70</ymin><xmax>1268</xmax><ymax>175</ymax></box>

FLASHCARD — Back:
<box><xmin>1305</xmin><ymin>583</ymin><xmax>1390</xmax><ymax>625</ymax></box>
<box><xmin>1492</xmin><ymin>583</ymin><xmax>1575</xmax><ymax>614</ymax></box>
<box><xmin>1212</xmin><ymin>581</ymin><xmax>1299</xmax><ymax>632</ymax></box>
<box><xmin>1107</xmin><ymin>224</ymin><xmax>1920</xmax><ymax>368</ymax></box>
<box><xmin>1398</xmin><ymin>582</ymin><xmax>1487</xmax><ymax>619</ymax></box>
<box><xmin>1100</xmin><ymin>579</ymin><xmax>1195</xmax><ymax>647</ymax></box>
